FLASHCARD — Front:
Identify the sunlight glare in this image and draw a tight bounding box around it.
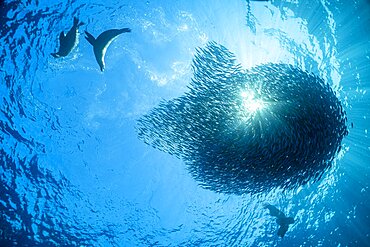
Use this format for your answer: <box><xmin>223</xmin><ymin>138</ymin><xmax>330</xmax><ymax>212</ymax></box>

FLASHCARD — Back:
<box><xmin>240</xmin><ymin>90</ymin><xmax>265</xmax><ymax>114</ymax></box>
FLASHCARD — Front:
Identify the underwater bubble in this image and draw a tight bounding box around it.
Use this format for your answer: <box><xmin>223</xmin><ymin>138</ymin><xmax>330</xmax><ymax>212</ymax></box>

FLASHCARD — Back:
<box><xmin>136</xmin><ymin>42</ymin><xmax>348</xmax><ymax>194</ymax></box>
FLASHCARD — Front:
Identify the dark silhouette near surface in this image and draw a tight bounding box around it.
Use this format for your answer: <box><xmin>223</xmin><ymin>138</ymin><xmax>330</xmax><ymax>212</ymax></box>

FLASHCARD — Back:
<box><xmin>52</xmin><ymin>17</ymin><xmax>84</xmax><ymax>58</ymax></box>
<box><xmin>264</xmin><ymin>204</ymin><xmax>294</xmax><ymax>237</ymax></box>
<box><xmin>85</xmin><ymin>28</ymin><xmax>131</xmax><ymax>71</ymax></box>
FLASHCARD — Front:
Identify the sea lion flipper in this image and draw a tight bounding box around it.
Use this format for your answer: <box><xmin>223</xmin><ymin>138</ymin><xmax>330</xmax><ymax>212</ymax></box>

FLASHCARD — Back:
<box><xmin>59</xmin><ymin>31</ymin><xmax>65</xmax><ymax>41</ymax></box>
<box><xmin>277</xmin><ymin>224</ymin><xmax>289</xmax><ymax>238</ymax></box>
<box><xmin>85</xmin><ymin>31</ymin><xmax>96</xmax><ymax>45</ymax></box>
<box><xmin>51</xmin><ymin>53</ymin><xmax>60</xmax><ymax>58</ymax></box>
<box><xmin>120</xmin><ymin>28</ymin><xmax>131</xmax><ymax>33</ymax></box>
<box><xmin>73</xmin><ymin>17</ymin><xmax>84</xmax><ymax>27</ymax></box>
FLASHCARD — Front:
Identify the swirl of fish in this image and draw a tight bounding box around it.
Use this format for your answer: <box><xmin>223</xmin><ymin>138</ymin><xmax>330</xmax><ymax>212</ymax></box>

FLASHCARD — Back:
<box><xmin>136</xmin><ymin>42</ymin><xmax>348</xmax><ymax>194</ymax></box>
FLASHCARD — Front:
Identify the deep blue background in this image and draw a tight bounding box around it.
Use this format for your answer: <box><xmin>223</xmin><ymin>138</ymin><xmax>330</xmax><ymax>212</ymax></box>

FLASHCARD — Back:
<box><xmin>0</xmin><ymin>0</ymin><xmax>369</xmax><ymax>246</ymax></box>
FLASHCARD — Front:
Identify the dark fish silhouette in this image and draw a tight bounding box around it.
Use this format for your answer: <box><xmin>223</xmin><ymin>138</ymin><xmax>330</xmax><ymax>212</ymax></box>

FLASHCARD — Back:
<box><xmin>264</xmin><ymin>204</ymin><xmax>294</xmax><ymax>238</ymax></box>
<box><xmin>85</xmin><ymin>28</ymin><xmax>131</xmax><ymax>71</ymax></box>
<box><xmin>51</xmin><ymin>17</ymin><xmax>84</xmax><ymax>58</ymax></box>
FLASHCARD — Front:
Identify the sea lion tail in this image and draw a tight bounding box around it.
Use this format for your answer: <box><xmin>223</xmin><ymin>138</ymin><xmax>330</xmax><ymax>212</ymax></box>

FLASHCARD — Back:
<box><xmin>85</xmin><ymin>31</ymin><xmax>96</xmax><ymax>45</ymax></box>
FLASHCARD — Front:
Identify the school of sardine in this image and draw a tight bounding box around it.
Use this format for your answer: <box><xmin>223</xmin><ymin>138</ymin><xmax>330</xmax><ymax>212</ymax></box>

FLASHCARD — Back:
<box><xmin>136</xmin><ymin>42</ymin><xmax>348</xmax><ymax>194</ymax></box>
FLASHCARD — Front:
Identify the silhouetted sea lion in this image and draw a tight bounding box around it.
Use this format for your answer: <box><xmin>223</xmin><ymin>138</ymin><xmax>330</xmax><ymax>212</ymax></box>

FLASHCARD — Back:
<box><xmin>264</xmin><ymin>204</ymin><xmax>294</xmax><ymax>238</ymax></box>
<box><xmin>51</xmin><ymin>17</ymin><xmax>84</xmax><ymax>58</ymax></box>
<box><xmin>85</xmin><ymin>28</ymin><xmax>131</xmax><ymax>71</ymax></box>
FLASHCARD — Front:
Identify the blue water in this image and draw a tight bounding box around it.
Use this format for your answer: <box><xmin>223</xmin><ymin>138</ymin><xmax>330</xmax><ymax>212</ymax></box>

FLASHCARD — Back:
<box><xmin>0</xmin><ymin>0</ymin><xmax>369</xmax><ymax>246</ymax></box>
